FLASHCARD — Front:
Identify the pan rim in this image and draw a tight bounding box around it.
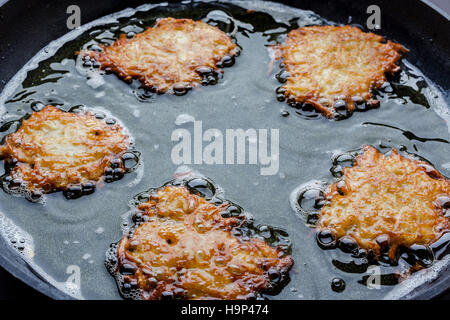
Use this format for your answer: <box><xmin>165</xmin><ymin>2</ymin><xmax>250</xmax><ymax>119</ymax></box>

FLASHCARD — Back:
<box><xmin>421</xmin><ymin>0</ymin><xmax>450</xmax><ymax>20</ymax></box>
<box><xmin>0</xmin><ymin>238</ymin><xmax>73</xmax><ymax>299</ymax></box>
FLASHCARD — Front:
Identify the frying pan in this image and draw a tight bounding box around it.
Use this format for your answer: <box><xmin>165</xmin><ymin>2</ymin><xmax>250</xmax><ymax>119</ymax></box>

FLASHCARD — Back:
<box><xmin>0</xmin><ymin>0</ymin><xmax>448</xmax><ymax>300</ymax></box>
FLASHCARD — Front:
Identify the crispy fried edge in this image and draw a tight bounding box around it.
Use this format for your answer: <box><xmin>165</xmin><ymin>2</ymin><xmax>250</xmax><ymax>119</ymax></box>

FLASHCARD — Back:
<box><xmin>275</xmin><ymin>25</ymin><xmax>409</xmax><ymax>118</ymax></box>
<box><xmin>0</xmin><ymin>105</ymin><xmax>131</xmax><ymax>193</ymax></box>
<box><xmin>81</xmin><ymin>18</ymin><xmax>238</xmax><ymax>93</ymax></box>
<box><xmin>317</xmin><ymin>145</ymin><xmax>449</xmax><ymax>260</ymax></box>
<box><xmin>115</xmin><ymin>185</ymin><xmax>293</xmax><ymax>300</ymax></box>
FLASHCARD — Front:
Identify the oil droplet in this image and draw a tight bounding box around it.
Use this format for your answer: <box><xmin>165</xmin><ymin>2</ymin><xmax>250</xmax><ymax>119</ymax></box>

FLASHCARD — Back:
<box><xmin>316</xmin><ymin>230</ymin><xmax>336</xmax><ymax>249</ymax></box>
<box><xmin>82</xmin><ymin>253</ymin><xmax>91</xmax><ymax>260</ymax></box>
<box><xmin>175</xmin><ymin>113</ymin><xmax>195</xmax><ymax>126</ymax></box>
<box><xmin>280</xmin><ymin>109</ymin><xmax>290</xmax><ymax>117</ymax></box>
<box><xmin>331</xmin><ymin>278</ymin><xmax>346</xmax><ymax>292</ymax></box>
<box><xmin>186</xmin><ymin>178</ymin><xmax>216</xmax><ymax>199</ymax></box>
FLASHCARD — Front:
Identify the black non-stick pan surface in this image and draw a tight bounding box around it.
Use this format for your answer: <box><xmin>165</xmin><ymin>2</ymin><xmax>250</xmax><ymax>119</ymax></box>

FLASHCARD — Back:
<box><xmin>0</xmin><ymin>0</ymin><xmax>449</xmax><ymax>300</ymax></box>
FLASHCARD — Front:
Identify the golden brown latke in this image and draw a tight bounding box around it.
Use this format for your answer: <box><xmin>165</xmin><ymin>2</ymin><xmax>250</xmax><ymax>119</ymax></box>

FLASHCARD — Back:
<box><xmin>84</xmin><ymin>18</ymin><xmax>238</xmax><ymax>93</ymax></box>
<box><xmin>0</xmin><ymin>106</ymin><xmax>130</xmax><ymax>194</ymax></box>
<box><xmin>276</xmin><ymin>25</ymin><xmax>408</xmax><ymax>118</ymax></box>
<box><xmin>116</xmin><ymin>185</ymin><xmax>293</xmax><ymax>300</ymax></box>
<box><xmin>317</xmin><ymin>145</ymin><xmax>449</xmax><ymax>260</ymax></box>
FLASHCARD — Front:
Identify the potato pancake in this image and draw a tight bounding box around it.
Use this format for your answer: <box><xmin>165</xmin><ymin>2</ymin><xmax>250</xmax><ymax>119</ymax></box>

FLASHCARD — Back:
<box><xmin>0</xmin><ymin>106</ymin><xmax>130</xmax><ymax>197</ymax></box>
<box><xmin>317</xmin><ymin>145</ymin><xmax>449</xmax><ymax>260</ymax></box>
<box><xmin>84</xmin><ymin>18</ymin><xmax>238</xmax><ymax>94</ymax></box>
<box><xmin>114</xmin><ymin>185</ymin><xmax>293</xmax><ymax>300</ymax></box>
<box><xmin>277</xmin><ymin>25</ymin><xmax>408</xmax><ymax>118</ymax></box>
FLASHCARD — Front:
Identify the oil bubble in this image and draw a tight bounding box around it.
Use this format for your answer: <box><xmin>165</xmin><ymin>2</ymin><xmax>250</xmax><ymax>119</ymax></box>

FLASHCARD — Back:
<box><xmin>331</xmin><ymin>278</ymin><xmax>346</xmax><ymax>292</ymax></box>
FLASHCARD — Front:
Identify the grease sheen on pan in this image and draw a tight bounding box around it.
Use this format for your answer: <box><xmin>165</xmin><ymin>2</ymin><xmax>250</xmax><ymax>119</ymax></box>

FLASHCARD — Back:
<box><xmin>0</xmin><ymin>105</ymin><xmax>131</xmax><ymax>198</ymax></box>
<box><xmin>83</xmin><ymin>17</ymin><xmax>238</xmax><ymax>94</ymax></box>
<box><xmin>114</xmin><ymin>185</ymin><xmax>293</xmax><ymax>300</ymax></box>
<box><xmin>276</xmin><ymin>25</ymin><xmax>408</xmax><ymax>118</ymax></box>
<box><xmin>317</xmin><ymin>145</ymin><xmax>449</xmax><ymax>261</ymax></box>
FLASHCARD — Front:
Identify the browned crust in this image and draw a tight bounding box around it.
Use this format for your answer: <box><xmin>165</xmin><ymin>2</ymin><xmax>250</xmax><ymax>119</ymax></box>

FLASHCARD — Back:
<box><xmin>0</xmin><ymin>105</ymin><xmax>130</xmax><ymax>193</ymax></box>
<box><xmin>116</xmin><ymin>186</ymin><xmax>293</xmax><ymax>300</ymax></box>
<box><xmin>276</xmin><ymin>25</ymin><xmax>408</xmax><ymax>118</ymax></box>
<box><xmin>82</xmin><ymin>18</ymin><xmax>238</xmax><ymax>93</ymax></box>
<box><xmin>317</xmin><ymin>145</ymin><xmax>449</xmax><ymax>260</ymax></box>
